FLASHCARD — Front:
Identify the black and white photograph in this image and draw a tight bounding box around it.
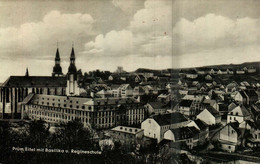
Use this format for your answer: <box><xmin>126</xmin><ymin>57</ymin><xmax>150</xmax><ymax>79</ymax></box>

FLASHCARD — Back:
<box><xmin>0</xmin><ymin>0</ymin><xmax>260</xmax><ymax>163</ymax></box>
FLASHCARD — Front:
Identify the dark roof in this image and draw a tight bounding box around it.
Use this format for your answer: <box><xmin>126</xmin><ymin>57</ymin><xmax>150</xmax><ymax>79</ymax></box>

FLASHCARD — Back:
<box><xmin>205</xmin><ymin>105</ymin><xmax>220</xmax><ymax>117</ymax></box>
<box><xmin>179</xmin><ymin>100</ymin><xmax>193</xmax><ymax>107</ymax></box>
<box><xmin>244</xmin><ymin>90</ymin><xmax>258</xmax><ymax>98</ymax></box>
<box><xmin>219</xmin><ymin>104</ymin><xmax>229</xmax><ymax>112</ymax></box>
<box><xmin>2</xmin><ymin>76</ymin><xmax>66</xmax><ymax>87</ymax></box>
<box><xmin>148</xmin><ymin>101</ymin><xmax>166</xmax><ymax>109</ymax></box>
<box><xmin>152</xmin><ymin>112</ymin><xmax>188</xmax><ymax>126</ymax></box>
<box><xmin>239</xmin><ymin>91</ymin><xmax>248</xmax><ymax>99</ymax></box>
<box><xmin>194</xmin><ymin>119</ymin><xmax>208</xmax><ymax>131</ymax></box>
<box><xmin>229</xmin><ymin>122</ymin><xmax>241</xmax><ymax>137</ymax></box>
<box><xmin>170</xmin><ymin>126</ymin><xmax>200</xmax><ymax>141</ymax></box>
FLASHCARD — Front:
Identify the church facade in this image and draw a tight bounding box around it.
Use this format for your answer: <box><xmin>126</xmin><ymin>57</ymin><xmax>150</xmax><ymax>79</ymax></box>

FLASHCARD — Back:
<box><xmin>0</xmin><ymin>46</ymin><xmax>80</xmax><ymax>119</ymax></box>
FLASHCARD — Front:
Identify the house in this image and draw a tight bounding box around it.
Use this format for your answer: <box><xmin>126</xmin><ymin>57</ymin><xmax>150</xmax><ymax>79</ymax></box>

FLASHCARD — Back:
<box><xmin>219</xmin><ymin>122</ymin><xmax>242</xmax><ymax>152</ymax></box>
<box><xmin>247</xmin><ymin>67</ymin><xmax>256</xmax><ymax>74</ymax></box>
<box><xmin>228</xmin><ymin>102</ymin><xmax>238</xmax><ymax>112</ymax></box>
<box><xmin>225</xmin><ymin>82</ymin><xmax>239</xmax><ymax>93</ymax></box>
<box><xmin>186</xmin><ymin>70</ymin><xmax>198</xmax><ymax>79</ymax></box>
<box><xmin>227</xmin><ymin>105</ymin><xmax>251</xmax><ymax>124</ymax></box>
<box><xmin>236</xmin><ymin>70</ymin><xmax>245</xmax><ymax>74</ymax></box>
<box><xmin>157</xmin><ymin>93</ymin><xmax>171</xmax><ymax>103</ymax></box>
<box><xmin>108</xmin><ymin>75</ymin><xmax>114</xmax><ymax>81</ymax></box>
<box><xmin>226</xmin><ymin>69</ymin><xmax>234</xmax><ymax>74</ymax></box>
<box><xmin>163</xmin><ymin>126</ymin><xmax>200</xmax><ymax>149</ymax></box>
<box><xmin>177</xmin><ymin>100</ymin><xmax>194</xmax><ymax>117</ymax></box>
<box><xmin>186</xmin><ymin>119</ymin><xmax>209</xmax><ymax>144</ymax></box>
<box><xmin>234</xmin><ymin>91</ymin><xmax>247</xmax><ymax>105</ymax></box>
<box><xmin>209</xmin><ymin>68</ymin><xmax>217</xmax><ymax>74</ymax></box>
<box><xmin>96</xmin><ymin>89</ymin><xmax>112</xmax><ymax>98</ymax></box>
<box><xmin>141</xmin><ymin>112</ymin><xmax>189</xmax><ymax>143</ymax></box>
<box><xmin>196</xmin><ymin>106</ymin><xmax>221</xmax><ymax>125</ymax></box>
<box><xmin>205</xmin><ymin>74</ymin><xmax>213</xmax><ymax>80</ymax></box>
<box><xmin>145</xmin><ymin>101</ymin><xmax>169</xmax><ymax>115</ymax></box>
<box><xmin>248</xmin><ymin>122</ymin><xmax>260</xmax><ymax>147</ymax></box>
<box><xmin>135</xmin><ymin>75</ymin><xmax>146</xmax><ymax>83</ymax></box>
<box><xmin>109</xmin><ymin>126</ymin><xmax>144</xmax><ymax>145</ymax></box>
<box><xmin>244</xmin><ymin>90</ymin><xmax>258</xmax><ymax>105</ymax></box>
<box><xmin>133</xmin><ymin>86</ymin><xmax>145</xmax><ymax>97</ymax></box>
<box><xmin>118</xmin><ymin>84</ymin><xmax>133</xmax><ymax>97</ymax></box>
<box><xmin>201</xmin><ymin>99</ymin><xmax>219</xmax><ymax>111</ymax></box>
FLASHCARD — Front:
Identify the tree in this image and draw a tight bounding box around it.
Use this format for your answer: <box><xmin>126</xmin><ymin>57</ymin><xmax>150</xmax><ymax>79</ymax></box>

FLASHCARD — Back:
<box><xmin>52</xmin><ymin>119</ymin><xmax>95</xmax><ymax>151</ymax></box>
<box><xmin>27</xmin><ymin>119</ymin><xmax>50</xmax><ymax>149</ymax></box>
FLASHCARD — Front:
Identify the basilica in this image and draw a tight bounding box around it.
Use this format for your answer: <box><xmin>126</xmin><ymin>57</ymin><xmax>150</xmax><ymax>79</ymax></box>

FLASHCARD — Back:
<box><xmin>0</xmin><ymin>46</ymin><xmax>81</xmax><ymax>119</ymax></box>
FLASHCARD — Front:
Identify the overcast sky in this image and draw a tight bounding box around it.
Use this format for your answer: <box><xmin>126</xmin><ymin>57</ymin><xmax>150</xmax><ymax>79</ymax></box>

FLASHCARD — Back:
<box><xmin>0</xmin><ymin>0</ymin><xmax>260</xmax><ymax>82</ymax></box>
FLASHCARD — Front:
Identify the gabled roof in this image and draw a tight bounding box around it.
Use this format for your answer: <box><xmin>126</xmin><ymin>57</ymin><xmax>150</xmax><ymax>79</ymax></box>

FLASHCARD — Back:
<box><xmin>194</xmin><ymin>119</ymin><xmax>208</xmax><ymax>131</ymax></box>
<box><xmin>151</xmin><ymin>112</ymin><xmax>188</xmax><ymax>126</ymax></box>
<box><xmin>2</xmin><ymin>76</ymin><xmax>66</xmax><ymax>87</ymax></box>
<box><xmin>204</xmin><ymin>105</ymin><xmax>220</xmax><ymax>117</ymax></box>
<box><xmin>230</xmin><ymin>105</ymin><xmax>250</xmax><ymax>116</ymax></box>
<box><xmin>229</xmin><ymin>122</ymin><xmax>241</xmax><ymax>137</ymax></box>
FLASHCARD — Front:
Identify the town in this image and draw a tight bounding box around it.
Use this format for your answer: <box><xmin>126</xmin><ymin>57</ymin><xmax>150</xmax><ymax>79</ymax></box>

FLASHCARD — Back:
<box><xmin>1</xmin><ymin>46</ymin><xmax>260</xmax><ymax>163</ymax></box>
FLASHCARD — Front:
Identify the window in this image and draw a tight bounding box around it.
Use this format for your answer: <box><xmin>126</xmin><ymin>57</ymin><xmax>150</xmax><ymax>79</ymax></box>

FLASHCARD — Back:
<box><xmin>236</xmin><ymin>112</ymin><xmax>238</xmax><ymax>116</ymax></box>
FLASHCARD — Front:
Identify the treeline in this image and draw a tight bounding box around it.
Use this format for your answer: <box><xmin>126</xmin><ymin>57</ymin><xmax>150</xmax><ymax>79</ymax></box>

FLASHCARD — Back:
<box><xmin>0</xmin><ymin>119</ymin><xmax>162</xmax><ymax>163</ymax></box>
<box><xmin>0</xmin><ymin>119</ymin><xmax>102</xmax><ymax>163</ymax></box>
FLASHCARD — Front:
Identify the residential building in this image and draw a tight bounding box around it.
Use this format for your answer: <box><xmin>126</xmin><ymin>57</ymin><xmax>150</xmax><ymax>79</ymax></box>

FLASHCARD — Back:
<box><xmin>219</xmin><ymin>122</ymin><xmax>242</xmax><ymax>152</ymax></box>
<box><xmin>163</xmin><ymin>126</ymin><xmax>200</xmax><ymax>149</ymax></box>
<box><xmin>141</xmin><ymin>112</ymin><xmax>189</xmax><ymax>143</ymax></box>
<box><xmin>227</xmin><ymin>105</ymin><xmax>251</xmax><ymax>124</ymax></box>
<box><xmin>196</xmin><ymin>106</ymin><xmax>221</xmax><ymax>125</ymax></box>
<box><xmin>109</xmin><ymin>126</ymin><xmax>144</xmax><ymax>145</ymax></box>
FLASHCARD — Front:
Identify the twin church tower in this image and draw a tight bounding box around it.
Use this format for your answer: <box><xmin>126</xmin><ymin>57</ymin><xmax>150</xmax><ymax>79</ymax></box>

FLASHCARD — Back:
<box><xmin>52</xmin><ymin>45</ymin><xmax>80</xmax><ymax>96</ymax></box>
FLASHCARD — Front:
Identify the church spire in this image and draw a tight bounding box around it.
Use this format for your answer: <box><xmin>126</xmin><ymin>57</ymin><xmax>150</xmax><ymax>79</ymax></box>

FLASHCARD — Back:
<box><xmin>25</xmin><ymin>67</ymin><xmax>29</xmax><ymax>77</ymax></box>
<box><xmin>68</xmin><ymin>45</ymin><xmax>77</xmax><ymax>74</ymax></box>
<box><xmin>52</xmin><ymin>43</ymin><xmax>63</xmax><ymax>77</ymax></box>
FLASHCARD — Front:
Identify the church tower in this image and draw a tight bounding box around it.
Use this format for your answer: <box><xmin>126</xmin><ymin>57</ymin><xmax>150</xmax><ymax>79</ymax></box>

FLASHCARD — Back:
<box><xmin>25</xmin><ymin>67</ymin><xmax>29</xmax><ymax>77</ymax></box>
<box><xmin>52</xmin><ymin>46</ymin><xmax>63</xmax><ymax>77</ymax></box>
<box><xmin>66</xmin><ymin>45</ymin><xmax>80</xmax><ymax>96</ymax></box>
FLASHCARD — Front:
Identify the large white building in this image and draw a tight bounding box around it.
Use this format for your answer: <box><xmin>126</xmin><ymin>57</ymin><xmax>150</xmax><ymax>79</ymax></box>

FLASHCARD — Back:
<box><xmin>22</xmin><ymin>95</ymin><xmax>145</xmax><ymax>129</ymax></box>
<box><xmin>141</xmin><ymin>112</ymin><xmax>189</xmax><ymax>143</ymax></box>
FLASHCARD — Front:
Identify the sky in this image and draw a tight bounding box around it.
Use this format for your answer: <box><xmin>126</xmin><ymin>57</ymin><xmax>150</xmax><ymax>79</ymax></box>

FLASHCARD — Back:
<box><xmin>0</xmin><ymin>0</ymin><xmax>260</xmax><ymax>82</ymax></box>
